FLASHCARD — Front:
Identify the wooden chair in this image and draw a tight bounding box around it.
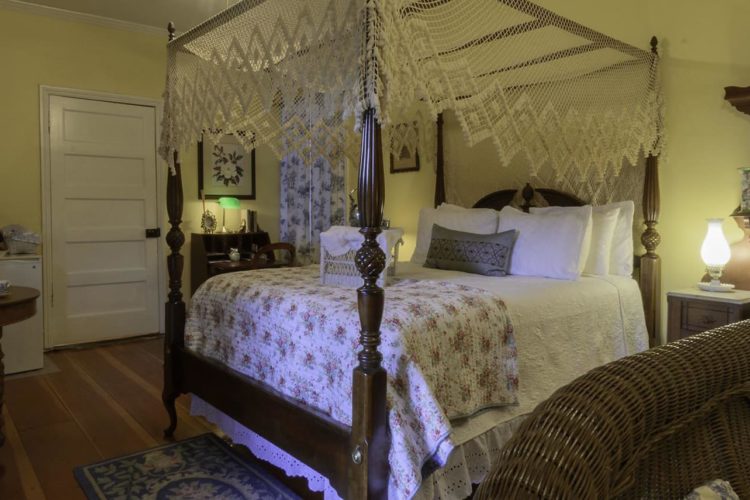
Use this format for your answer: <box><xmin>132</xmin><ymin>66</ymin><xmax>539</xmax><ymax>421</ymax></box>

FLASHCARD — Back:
<box><xmin>248</xmin><ymin>242</ymin><xmax>296</xmax><ymax>269</ymax></box>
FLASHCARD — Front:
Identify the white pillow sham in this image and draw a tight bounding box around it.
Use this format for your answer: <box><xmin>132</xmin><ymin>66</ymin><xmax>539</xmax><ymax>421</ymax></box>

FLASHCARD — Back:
<box><xmin>602</xmin><ymin>201</ymin><xmax>635</xmax><ymax>276</ymax></box>
<box><xmin>529</xmin><ymin>205</ymin><xmax>593</xmax><ymax>274</ymax></box>
<box><xmin>411</xmin><ymin>207</ymin><xmax>499</xmax><ymax>265</ymax></box>
<box><xmin>498</xmin><ymin>205</ymin><xmax>592</xmax><ymax>280</ymax></box>
<box><xmin>437</xmin><ymin>203</ymin><xmax>468</xmax><ymax>211</ymax></box>
<box><xmin>531</xmin><ymin>205</ymin><xmax>620</xmax><ymax>276</ymax></box>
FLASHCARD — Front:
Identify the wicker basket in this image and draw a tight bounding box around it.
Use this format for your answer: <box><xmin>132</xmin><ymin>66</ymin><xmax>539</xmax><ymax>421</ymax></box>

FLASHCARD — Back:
<box><xmin>1</xmin><ymin>226</ymin><xmax>41</xmax><ymax>255</ymax></box>
<box><xmin>321</xmin><ymin>243</ymin><xmax>401</xmax><ymax>288</ymax></box>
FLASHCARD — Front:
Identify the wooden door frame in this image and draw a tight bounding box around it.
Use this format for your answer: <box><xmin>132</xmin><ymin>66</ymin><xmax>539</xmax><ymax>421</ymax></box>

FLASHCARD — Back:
<box><xmin>39</xmin><ymin>86</ymin><xmax>167</xmax><ymax>347</ymax></box>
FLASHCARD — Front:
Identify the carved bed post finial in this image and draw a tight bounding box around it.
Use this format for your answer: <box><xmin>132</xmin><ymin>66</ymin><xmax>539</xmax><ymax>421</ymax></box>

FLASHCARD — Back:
<box><xmin>650</xmin><ymin>35</ymin><xmax>658</xmax><ymax>53</ymax></box>
<box><xmin>640</xmin><ymin>34</ymin><xmax>662</xmax><ymax>348</ymax></box>
<box><xmin>167</xmin><ymin>22</ymin><xmax>176</xmax><ymax>41</ymax></box>
<box><xmin>349</xmin><ymin>108</ymin><xmax>389</xmax><ymax>499</ymax></box>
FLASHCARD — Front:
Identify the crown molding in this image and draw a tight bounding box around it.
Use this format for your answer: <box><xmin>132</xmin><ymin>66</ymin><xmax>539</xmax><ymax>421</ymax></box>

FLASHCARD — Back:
<box><xmin>0</xmin><ymin>0</ymin><xmax>166</xmax><ymax>36</ymax></box>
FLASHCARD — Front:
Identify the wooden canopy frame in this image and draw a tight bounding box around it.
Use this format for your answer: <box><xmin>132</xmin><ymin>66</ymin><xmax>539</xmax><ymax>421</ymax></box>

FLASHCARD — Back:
<box><xmin>162</xmin><ymin>13</ymin><xmax>663</xmax><ymax>498</ymax></box>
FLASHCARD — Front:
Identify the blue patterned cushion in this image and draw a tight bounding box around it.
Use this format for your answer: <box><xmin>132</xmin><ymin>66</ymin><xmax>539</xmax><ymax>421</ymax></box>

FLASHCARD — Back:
<box><xmin>424</xmin><ymin>224</ymin><xmax>517</xmax><ymax>277</ymax></box>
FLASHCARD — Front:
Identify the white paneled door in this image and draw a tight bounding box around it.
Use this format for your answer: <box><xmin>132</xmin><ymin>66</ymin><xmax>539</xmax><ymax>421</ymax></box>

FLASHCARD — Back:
<box><xmin>49</xmin><ymin>96</ymin><xmax>160</xmax><ymax>345</ymax></box>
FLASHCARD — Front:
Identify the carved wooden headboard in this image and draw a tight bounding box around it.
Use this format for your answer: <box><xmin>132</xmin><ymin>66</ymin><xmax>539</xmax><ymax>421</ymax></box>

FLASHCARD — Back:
<box><xmin>472</xmin><ymin>183</ymin><xmax>585</xmax><ymax>212</ymax></box>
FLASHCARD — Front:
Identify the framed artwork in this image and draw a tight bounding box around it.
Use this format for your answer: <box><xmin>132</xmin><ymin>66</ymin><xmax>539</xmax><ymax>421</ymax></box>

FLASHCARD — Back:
<box><xmin>198</xmin><ymin>133</ymin><xmax>256</xmax><ymax>199</ymax></box>
<box><xmin>389</xmin><ymin>122</ymin><xmax>420</xmax><ymax>174</ymax></box>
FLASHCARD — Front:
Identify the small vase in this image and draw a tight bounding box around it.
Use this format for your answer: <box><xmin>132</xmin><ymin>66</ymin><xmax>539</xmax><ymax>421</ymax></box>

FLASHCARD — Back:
<box><xmin>229</xmin><ymin>248</ymin><xmax>240</xmax><ymax>262</ymax></box>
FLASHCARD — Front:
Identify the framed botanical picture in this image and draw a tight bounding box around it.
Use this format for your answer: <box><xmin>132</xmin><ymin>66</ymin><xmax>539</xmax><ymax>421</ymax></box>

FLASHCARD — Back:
<box><xmin>198</xmin><ymin>133</ymin><xmax>256</xmax><ymax>199</ymax></box>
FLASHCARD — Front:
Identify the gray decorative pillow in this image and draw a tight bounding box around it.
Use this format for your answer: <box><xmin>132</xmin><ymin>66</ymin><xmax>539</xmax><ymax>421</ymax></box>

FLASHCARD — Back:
<box><xmin>424</xmin><ymin>224</ymin><xmax>518</xmax><ymax>277</ymax></box>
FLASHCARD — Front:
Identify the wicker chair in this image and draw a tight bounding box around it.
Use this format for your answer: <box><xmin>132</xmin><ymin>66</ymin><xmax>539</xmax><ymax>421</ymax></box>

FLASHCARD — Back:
<box><xmin>476</xmin><ymin>320</ymin><xmax>750</xmax><ymax>499</ymax></box>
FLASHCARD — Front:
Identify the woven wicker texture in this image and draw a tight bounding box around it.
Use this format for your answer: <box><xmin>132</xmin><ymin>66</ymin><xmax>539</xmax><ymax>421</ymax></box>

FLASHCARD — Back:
<box><xmin>475</xmin><ymin>320</ymin><xmax>750</xmax><ymax>499</ymax></box>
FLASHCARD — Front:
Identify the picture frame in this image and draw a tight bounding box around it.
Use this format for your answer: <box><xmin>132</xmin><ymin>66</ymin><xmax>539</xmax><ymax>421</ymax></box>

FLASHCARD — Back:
<box><xmin>390</xmin><ymin>149</ymin><xmax>420</xmax><ymax>174</ymax></box>
<box><xmin>389</xmin><ymin>122</ymin><xmax>420</xmax><ymax>174</ymax></box>
<box><xmin>198</xmin><ymin>133</ymin><xmax>256</xmax><ymax>200</ymax></box>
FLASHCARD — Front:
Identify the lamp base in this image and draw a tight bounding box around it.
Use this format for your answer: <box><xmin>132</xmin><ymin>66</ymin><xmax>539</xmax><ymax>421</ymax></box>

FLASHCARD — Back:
<box><xmin>697</xmin><ymin>281</ymin><xmax>735</xmax><ymax>292</ymax></box>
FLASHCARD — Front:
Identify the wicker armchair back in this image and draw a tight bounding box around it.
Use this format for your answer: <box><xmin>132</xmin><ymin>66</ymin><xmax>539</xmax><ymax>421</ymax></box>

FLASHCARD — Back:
<box><xmin>476</xmin><ymin>321</ymin><xmax>750</xmax><ymax>499</ymax></box>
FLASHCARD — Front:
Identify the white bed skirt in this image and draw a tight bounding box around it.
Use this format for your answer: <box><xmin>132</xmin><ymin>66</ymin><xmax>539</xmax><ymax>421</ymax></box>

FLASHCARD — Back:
<box><xmin>191</xmin><ymin>397</ymin><xmax>525</xmax><ymax>500</ymax></box>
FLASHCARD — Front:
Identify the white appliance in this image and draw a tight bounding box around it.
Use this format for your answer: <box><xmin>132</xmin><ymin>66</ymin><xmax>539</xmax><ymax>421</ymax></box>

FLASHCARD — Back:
<box><xmin>0</xmin><ymin>254</ymin><xmax>44</xmax><ymax>374</ymax></box>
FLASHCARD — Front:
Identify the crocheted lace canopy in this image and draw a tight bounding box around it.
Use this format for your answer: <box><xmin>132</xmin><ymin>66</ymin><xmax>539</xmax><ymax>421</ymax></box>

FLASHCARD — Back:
<box><xmin>160</xmin><ymin>0</ymin><xmax>663</xmax><ymax>179</ymax></box>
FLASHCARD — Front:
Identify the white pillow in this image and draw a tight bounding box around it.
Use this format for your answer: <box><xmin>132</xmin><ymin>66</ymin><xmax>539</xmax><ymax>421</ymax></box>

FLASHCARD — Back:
<box><xmin>498</xmin><ymin>205</ymin><xmax>592</xmax><ymax>280</ymax></box>
<box><xmin>412</xmin><ymin>207</ymin><xmax>499</xmax><ymax>265</ymax></box>
<box><xmin>437</xmin><ymin>203</ymin><xmax>468</xmax><ymax>211</ymax></box>
<box><xmin>531</xmin><ymin>205</ymin><xmax>620</xmax><ymax>276</ymax></box>
<box><xmin>530</xmin><ymin>205</ymin><xmax>593</xmax><ymax>275</ymax></box>
<box><xmin>602</xmin><ymin>201</ymin><xmax>635</xmax><ymax>276</ymax></box>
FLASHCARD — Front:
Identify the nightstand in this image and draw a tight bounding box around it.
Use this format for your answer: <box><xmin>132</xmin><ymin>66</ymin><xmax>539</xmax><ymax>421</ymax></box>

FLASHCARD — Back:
<box><xmin>667</xmin><ymin>288</ymin><xmax>750</xmax><ymax>342</ymax></box>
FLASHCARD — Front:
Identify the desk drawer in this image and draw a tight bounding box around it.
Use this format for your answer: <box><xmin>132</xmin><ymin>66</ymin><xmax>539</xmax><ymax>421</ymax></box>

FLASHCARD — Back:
<box><xmin>683</xmin><ymin>302</ymin><xmax>730</xmax><ymax>332</ymax></box>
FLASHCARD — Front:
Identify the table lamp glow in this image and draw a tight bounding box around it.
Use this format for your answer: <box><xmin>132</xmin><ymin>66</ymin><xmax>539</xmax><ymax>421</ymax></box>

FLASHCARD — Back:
<box><xmin>698</xmin><ymin>218</ymin><xmax>734</xmax><ymax>292</ymax></box>
<box><xmin>218</xmin><ymin>197</ymin><xmax>241</xmax><ymax>233</ymax></box>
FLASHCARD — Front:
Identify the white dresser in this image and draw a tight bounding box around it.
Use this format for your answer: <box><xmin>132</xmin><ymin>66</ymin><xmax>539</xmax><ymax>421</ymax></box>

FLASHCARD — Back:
<box><xmin>0</xmin><ymin>253</ymin><xmax>44</xmax><ymax>374</ymax></box>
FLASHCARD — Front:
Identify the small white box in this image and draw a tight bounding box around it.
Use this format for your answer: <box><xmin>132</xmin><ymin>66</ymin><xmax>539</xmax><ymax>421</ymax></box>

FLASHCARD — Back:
<box><xmin>320</xmin><ymin>227</ymin><xmax>403</xmax><ymax>288</ymax></box>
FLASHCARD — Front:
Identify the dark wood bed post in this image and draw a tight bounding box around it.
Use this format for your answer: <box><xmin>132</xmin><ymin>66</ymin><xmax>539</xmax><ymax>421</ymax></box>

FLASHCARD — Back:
<box><xmin>349</xmin><ymin>108</ymin><xmax>389</xmax><ymax>499</ymax></box>
<box><xmin>641</xmin><ymin>35</ymin><xmax>662</xmax><ymax>348</ymax></box>
<box><xmin>163</xmin><ymin>21</ymin><xmax>186</xmax><ymax>437</ymax></box>
<box><xmin>434</xmin><ymin>112</ymin><xmax>446</xmax><ymax>207</ymax></box>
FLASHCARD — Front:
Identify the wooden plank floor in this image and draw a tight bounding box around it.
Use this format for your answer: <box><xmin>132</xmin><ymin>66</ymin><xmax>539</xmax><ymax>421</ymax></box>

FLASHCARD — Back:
<box><xmin>0</xmin><ymin>337</ymin><xmax>320</xmax><ymax>500</ymax></box>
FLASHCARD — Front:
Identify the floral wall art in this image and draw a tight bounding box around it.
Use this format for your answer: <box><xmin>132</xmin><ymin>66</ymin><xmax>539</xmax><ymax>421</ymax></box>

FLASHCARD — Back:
<box><xmin>198</xmin><ymin>133</ymin><xmax>256</xmax><ymax>199</ymax></box>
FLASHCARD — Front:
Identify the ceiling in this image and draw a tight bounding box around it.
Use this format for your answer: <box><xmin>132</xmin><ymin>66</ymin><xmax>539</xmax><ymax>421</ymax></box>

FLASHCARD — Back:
<box><xmin>12</xmin><ymin>0</ymin><xmax>242</xmax><ymax>32</ymax></box>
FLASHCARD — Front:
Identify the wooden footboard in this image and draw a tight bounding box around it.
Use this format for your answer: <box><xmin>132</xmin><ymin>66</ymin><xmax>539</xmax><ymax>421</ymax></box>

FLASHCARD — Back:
<box><xmin>179</xmin><ymin>348</ymin><xmax>352</xmax><ymax>497</ymax></box>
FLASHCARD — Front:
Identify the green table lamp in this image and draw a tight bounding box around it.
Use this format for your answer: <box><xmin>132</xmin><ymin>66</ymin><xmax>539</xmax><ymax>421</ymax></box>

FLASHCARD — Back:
<box><xmin>218</xmin><ymin>197</ymin><xmax>241</xmax><ymax>233</ymax></box>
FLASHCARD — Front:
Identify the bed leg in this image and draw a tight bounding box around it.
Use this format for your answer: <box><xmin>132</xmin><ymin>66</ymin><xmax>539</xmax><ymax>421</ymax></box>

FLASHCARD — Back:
<box><xmin>349</xmin><ymin>109</ymin><xmax>390</xmax><ymax>499</ymax></box>
<box><xmin>162</xmin><ymin>393</ymin><xmax>178</xmax><ymax>438</ymax></box>
<box><xmin>163</xmin><ymin>146</ymin><xmax>186</xmax><ymax>438</ymax></box>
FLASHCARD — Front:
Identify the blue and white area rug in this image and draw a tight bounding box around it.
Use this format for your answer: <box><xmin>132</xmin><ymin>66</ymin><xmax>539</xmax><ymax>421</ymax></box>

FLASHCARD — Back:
<box><xmin>74</xmin><ymin>433</ymin><xmax>301</xmax><ymax>499</ymax></box>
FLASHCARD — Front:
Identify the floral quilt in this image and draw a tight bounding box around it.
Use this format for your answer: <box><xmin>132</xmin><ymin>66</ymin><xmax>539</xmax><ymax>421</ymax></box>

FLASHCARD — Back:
<box><xmin>186</xmin><ymin>266</ymin><xmax>517</xmax><ymax>498</ymax></box>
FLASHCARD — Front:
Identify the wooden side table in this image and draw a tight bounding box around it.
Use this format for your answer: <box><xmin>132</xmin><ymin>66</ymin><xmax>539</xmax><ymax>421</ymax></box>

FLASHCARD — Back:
<box><xmin>667</xmin><ymin>288</ymin><xmax>750</xmax><ymax>342</ymax></box>
<box><xmin>0</xmin><ymin>286</ymin><xmax>40</xmax><ymax>446</ymax></box>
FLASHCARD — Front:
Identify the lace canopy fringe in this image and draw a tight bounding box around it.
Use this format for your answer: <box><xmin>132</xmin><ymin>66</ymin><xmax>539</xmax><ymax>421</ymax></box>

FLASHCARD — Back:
<box><xmin>160</xmin><ymin>0</ymin><xmax>663</xmax><ymax>182</ymax></box>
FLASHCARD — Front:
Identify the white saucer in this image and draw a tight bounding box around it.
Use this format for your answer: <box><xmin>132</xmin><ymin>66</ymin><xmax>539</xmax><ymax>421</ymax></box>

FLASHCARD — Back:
<box><xmin>697</xmin><ymin>282</ymin><xmax>735</xmax><ymax>293</ymax></box>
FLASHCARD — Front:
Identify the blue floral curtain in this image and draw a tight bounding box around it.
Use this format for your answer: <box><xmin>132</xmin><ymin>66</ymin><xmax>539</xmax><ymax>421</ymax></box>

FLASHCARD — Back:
<box><xmin>279</xmin><ymin>153</ymin><xmax>346</xmax><ymax>265</ymax></box>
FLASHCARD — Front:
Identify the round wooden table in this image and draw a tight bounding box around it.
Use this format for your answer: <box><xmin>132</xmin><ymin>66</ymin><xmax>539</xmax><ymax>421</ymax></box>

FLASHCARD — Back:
<box><xmin>0</xmin><ymin>286</ymin><xmax>40</xmax><ymax>446</ymax></box>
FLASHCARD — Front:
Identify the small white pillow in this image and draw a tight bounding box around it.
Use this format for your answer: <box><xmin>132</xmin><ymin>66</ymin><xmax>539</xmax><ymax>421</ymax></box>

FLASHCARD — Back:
<box><xmin>437</xmin><ymin>203</ymin><xmax>468</xmax><ymax>211</ymax></box>
<box><xmin>412</xmin><ymin>207</ymin><xmax>499</xmax><ymax>265</ymax></box>
<box><xmin>602</xmin><ymin>200</ymin><xmax>635</xmax><ymax>276</ymax></box>
<box><xmin>530</xmin><ymin>205</ymin><xmax>593</xmax><ymax>275</ymax></box>
<box><xmin>498</xmin><ymin>205</ymin><xmax>592</xmax><ymax>280</ymax></box>
<box><xmin>532</xmin><ymin>205</ymin><xmax>620</xmax><ymax>276</ymax></box>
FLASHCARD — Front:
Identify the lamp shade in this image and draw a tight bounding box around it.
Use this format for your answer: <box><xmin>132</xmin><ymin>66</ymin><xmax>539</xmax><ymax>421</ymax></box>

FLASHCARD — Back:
<box><xmin>700</xmin><ymin>218</ymin><xmax>731</xmax><ymax>267</ymax></box>
<box><xmin>218</xmin><ymin>197</ymin><xmax>241</xmax><ymax>209</ymax></box>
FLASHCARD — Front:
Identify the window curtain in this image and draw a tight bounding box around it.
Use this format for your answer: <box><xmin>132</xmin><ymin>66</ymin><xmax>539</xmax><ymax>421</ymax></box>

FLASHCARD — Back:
<box><xmin>279</xmin><ymin>153</ymin><xmax>346</xmax><ymax>265</ymax></box>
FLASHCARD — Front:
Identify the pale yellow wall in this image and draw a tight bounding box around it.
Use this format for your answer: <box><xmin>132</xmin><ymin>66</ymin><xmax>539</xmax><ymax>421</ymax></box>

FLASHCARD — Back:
<box><xmin>0</xmin><ymin>8</ymin><xmax>280</xmax><ymax>301</ymax></box>
<box><xmin>0</xmin><ymin>8</ymin><xmax>165</xmax><ymax>231</ymax></box>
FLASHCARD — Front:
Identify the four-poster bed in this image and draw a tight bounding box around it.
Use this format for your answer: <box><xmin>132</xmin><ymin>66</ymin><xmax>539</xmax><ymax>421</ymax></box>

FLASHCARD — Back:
<box><xmin>160</xmin><ymin>1</ymin><xmax>663</xmax><ymax>498</ymax></box>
